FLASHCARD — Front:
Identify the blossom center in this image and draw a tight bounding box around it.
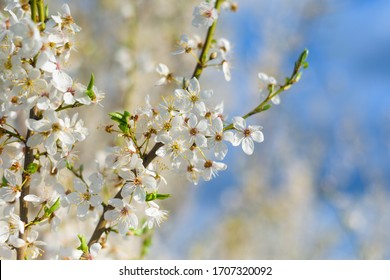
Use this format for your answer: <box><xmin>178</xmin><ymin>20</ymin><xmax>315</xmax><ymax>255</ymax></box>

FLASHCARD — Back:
<box><xmin>120</xmin><ymin>207</ymin><xmax>129</xmax><ymax>216</ymax></box>
<box><xmin>51</xmin><ymin>123</ymin><xmax>61</xmax><ymax>131</ymax></box>
<box><xmin>244</xmin><ymin>128</ymin><xmax>252</xmax><ymax>137</ymax></box>
<box><xmin>134</xmin><ymin>177</ymin><xmax>142</xmax><ymax>186</ymax></box>
<box><xmin>204</xmin><ymin>160</ymin><xmax>213</xmax><ymax>168</ymax></box>
<box><xmin>82</xmin><ymin>192</ymin><xmax>91</xmax><ymax>201</ymax></box>
<box><xmin>190</xmin><ymin>128</ymin><xmax>198</xmax><ymax>136</ymax></box>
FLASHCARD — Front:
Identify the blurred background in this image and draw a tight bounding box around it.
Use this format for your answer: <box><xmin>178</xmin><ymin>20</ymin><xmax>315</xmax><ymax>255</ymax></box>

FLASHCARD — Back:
<box><xmin>6</xmin><ymin>0</ymin><xmax>390</xmax><ymax>259</ymax></box>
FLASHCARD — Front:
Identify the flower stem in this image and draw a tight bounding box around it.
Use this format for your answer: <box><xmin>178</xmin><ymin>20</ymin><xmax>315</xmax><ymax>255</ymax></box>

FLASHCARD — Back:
<box><xmin>192</xmin><ymin>0</ymin><xmax>223</xmax><ymax>79</ymax></box>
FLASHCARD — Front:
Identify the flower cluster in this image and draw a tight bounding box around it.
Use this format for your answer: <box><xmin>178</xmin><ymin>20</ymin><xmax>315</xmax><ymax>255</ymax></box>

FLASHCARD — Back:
<box><xmin>0</xmin><ymin>0</ymin><xmax>307</xmax><ymax>260</ymax></box>
<box><xmin>0</xmin><ymin>3</ymin><xmax>103</xmax><ymax>259</ymax></box>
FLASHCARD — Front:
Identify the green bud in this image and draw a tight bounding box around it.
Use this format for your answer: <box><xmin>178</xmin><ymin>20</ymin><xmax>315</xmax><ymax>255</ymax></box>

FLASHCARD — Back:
<box><xmin>294</xmin><ymin>72</ymin><xmax>303</xmax><ymax>82</ymax></box>
<box><xmin>26</xmin><ymin>162</ymin><xmax>39</xmax><ymax>174</ymax></box>
<box><xmin>262</xmin><ymin>104</ymin><xmax>271</xmax><ymax>111</ymax></box>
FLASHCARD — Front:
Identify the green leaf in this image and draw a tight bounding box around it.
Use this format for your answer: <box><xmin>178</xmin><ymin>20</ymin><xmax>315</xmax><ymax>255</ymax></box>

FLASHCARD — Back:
<box><xmin>26</xmin><ymin>163</ymin><xmax>39</xmax><ymax>174</ymax></box>
<box><xmin>140</xmin><ymin>234</ymin><xmax>153</xmax><ymax>259</ymax></box>
<box><xmin>77</xmin><ymin>235</ymin><xmax>89</xmax><ymax>254</ymax></box>
<box><xmin>133</xmin><ymin>226</ymin><xmax>148</xmax><ymax>237</ymax></box>
<box><xmin>156</xmin><ymin>193</ymin><xmax>171</xmax><ymax>200</ymax></box>
<box><xmin>85</xmin><ymin>73</ymin><xmax>96</xmax><ymax>100</ymax></box>
<box><xmin>2</xmin><ymin>176</ymin><xmax>8</xmax><ymax>187</ymax></box>
<box><xmin>119</xmin><ymin>123</ymin><xmax>129</xmax><ymax>134</ymax></box>
<box><xmin>146</xmin><ymin>192</ymin><xmax>171</xmax><ymax>201</ymax></box>
<box><xmin>145</xmin><ymin>193</ymin><xmax>157</xmax><ymax>201</ymax></box>
<box><xmin>87</xmin><ymin>73</ymin><xmax>95</xmax><ymax>91</ymax></box>
<box><xmin>45</xmin><ymin>198</ymin><xmax>61</xmax><ymax>216</ymax></box>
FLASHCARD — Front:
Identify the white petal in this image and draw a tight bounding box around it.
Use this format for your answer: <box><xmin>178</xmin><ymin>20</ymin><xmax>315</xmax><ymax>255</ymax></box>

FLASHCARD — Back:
<box><xmin>128</xmin><ymin>213</ymin><xmax>138</xmax><ymax>229</ymax></box>
<box><xmin>188</xmin><ymin>77</ymin><xmax>200</xmax><ymax>94</ymax></box>
<box><xmin>104</xmin><ymin>210</ymin><xmax>119</xmax><ymax>222</ymax></box>
<box><xmin>108</xmin><ymin>198</ymin><xmax>124</xmax><ymax>209</ymax></box>
<box><xmin>118</xmin><ymin>220</ymin><xmax>129</xmax><ymax>236</ymax></box>
<box><xmin>242</xmin><ymin>137</ymin><xmax>254</xmax><ymax>155</ymax></box>
<box><xmin>196</xmin><ymin>119</ymin><xmax>208</xmax><ymax>132</ymax></box>
<box><xmin>156</xmin><ymin>63</ymin><xmax>169</xmax><ymax>75</ymax></box>
<box><xmin>222</xmin><ymin>61</ymin><xmax>231</xmax><ymax>81</ymax></box>
<box><xmin>90</xmin><ymin>195</ymin><xmax>102</xmax><ymax>207</ymax></box>
<box><xmin>52</xmin><ymin>70</ymin><xmax>73</xmax><ymax>92</ymax></box>
<box><xmin>223</xmin><ymin>131</ymin><xmax>238</xmax><ymax>145</ymax></box>
<box><xmin>24</xmin><ymin>194</ymin><xmax>43</xmax><ymax>204</ymax></box>
<box><xmin>67</xmin><ymin>192</ymin><xmax>81</xmax><ymax>205</ymax></box>
<box><xmin>188</xmin><ymin>114</ymin><xmax>197</xmax><ymax>128</ymax></box>
<box><xmin>59</xmin><ymin>130</ymin><xmax>75</xmax><ymax>145</ymax></box>
<box><xmin>8</xmin><ymin>235</ymin><xmax>25</xmax><ymax>248</ymax></box>
<box><xmin>251</xmin><ymin>130</ymin><xmax>264</xmax><ymax>143</ymax></box>
<box><xmin>45</xmin><ymin>133</ymin><xmax>58</xmax><ymax>155</ymax></box>
<box><xmin>195</xmin><ymin>134</ymin><xmax>207</xmax><ymax>147</ymax></box>
<box><xmin>26</xmin><ymin>230</ymin><xmax>39</xmax><ymax>243</ymax></box>
<box><xmin>133</xmin><ymin>187</ymin><xmax>146</xmax><ymax>202</ymax></box>
<box><xmin>212</xmin><ymin>118</ymin><xmax>223</xmax><ymax>132</ymax></box>
<box><xmin>90</xmin><ymin>243</ymin><xmax>101</xmax><ymax>258</ymax></box>
<box><xmin>0</xmin><ymin>222</ymin><xmax>10</xmax><ymax>243</ymax></box>
<box><xmin>27</xmin><ymin>133</ymin><xmax>43</xmax><ymax>147</ymax></box>
<box><xmin>26</xmin><ymin>119</ymin><xmax>51</xmax><ymax>132</ymax></box>
<box><xmin>73</xmin><ymin>178</ymin><xmax>86</xmax><ymax>193</ymax></box>
<box><xmin>142</xmin><ymin>176</ymin><xmax>157</xmax><ymax>190</ymax></box>
<box><xmin>63</xmin><ymin>92</ymin><xmax>75</xmax><ymax>105</ymax></box>
<box><xmin>232</xmin><ymin>116</ymin><xmax>246</xmax><ymax>131</ymax></box>
<box><xmin>214</xmin><ymin>142</ymin><xmax>228</xmax><ymax>160</ymax></box>
<box><xmin>77</xmin><ymin>201</ymin><xmax>89</xmax><ymax>217</ymax></box>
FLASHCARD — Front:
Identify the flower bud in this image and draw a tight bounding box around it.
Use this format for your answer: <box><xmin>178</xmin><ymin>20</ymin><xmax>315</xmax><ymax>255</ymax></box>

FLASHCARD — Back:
<box><xmin>209</xmin><ymin>52</ymin><xmax>218</xmax><ymax>60</ymax></box>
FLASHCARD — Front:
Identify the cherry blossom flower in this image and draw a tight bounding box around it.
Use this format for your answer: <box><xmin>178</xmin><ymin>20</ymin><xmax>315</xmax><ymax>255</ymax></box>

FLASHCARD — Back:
<box><xmin>231</xmin><ymin>116</ymin><xmax>264</xmax><ymax>155</ymax></box>
<box><xmin>67</xmin><ymin>173</ymin><xmax>103</xmax><ymax>218</ymax></box>
<box><xmin>144</xmin><ymin>202</ymin><xmax>168</xmax><ymax>229</ymax></box>
<box><xmin>155</xmin><ymin>64</ymin><xmax>174</xmax><ymax>86</ymax></box>
<box><xmin>119</xmin><ymin>169</ymin><xmax>157</xmax><ymax>202</ymax></box>
<box><xmin>104</xmin><ymin>199</ymin><xmax>138</xmax><ymax>236</ymax></box>
<box><xmin>192</xmin><ymin>2</ymin><xmax>218</xmax><ymax>28</ymax></box>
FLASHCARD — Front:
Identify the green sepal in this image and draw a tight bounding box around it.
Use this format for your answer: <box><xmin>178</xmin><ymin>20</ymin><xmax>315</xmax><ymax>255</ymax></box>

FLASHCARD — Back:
<box><xmin>77</xmin><ymin>235</ymin><xmax>89</xmax><ymax>254</ymax></box>
<box><xmin>44</xmin><ymin>197</ymin><xmax>61</xmax><ymax>217</ymax></box>
<box><xmin>26</xmin><ymin>162</ymin><xmax>39</xmax><ymax>174</ymax></box>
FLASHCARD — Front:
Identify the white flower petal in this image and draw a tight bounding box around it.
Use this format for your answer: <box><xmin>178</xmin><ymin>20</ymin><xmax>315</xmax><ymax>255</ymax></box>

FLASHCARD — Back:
<box><xmin>242</xmin><ymin>137</ymin><xmax>254</xmax><ymax>155</ymax></box>
<box><xmin>77</xmin><ymin>201</ymin><xmax>90</xmax><ymax>217</ymax></box>
<box><xmin>251</xmin><ymin>130</ymin><xmax>264</xmax><ymax>143</ymax></box>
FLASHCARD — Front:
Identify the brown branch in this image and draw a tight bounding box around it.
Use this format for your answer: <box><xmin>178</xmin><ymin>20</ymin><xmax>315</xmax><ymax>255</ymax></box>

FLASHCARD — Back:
<box><xmin>17</xmin><ymin>109</ymin><xmax>38</xmax><ymax>260</ymax></box>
